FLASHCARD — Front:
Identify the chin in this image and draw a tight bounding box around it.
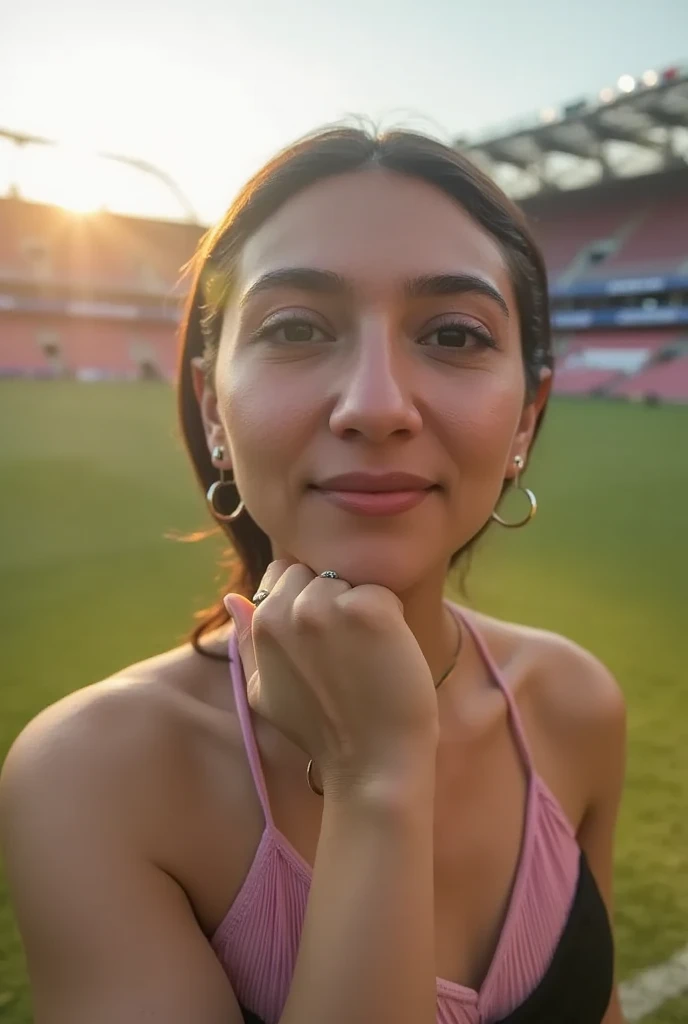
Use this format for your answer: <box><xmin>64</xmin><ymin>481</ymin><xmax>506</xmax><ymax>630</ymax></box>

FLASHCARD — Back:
<box><xmin>294</xmin><ymin>540</ymin><xmax>443</xmax><ymax>596</ymax></box>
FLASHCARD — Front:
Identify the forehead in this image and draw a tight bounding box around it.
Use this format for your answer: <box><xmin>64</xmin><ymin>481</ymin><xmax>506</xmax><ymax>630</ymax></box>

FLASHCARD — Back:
<box><xmin>237</xmin><ymin>168</ymin><xmax>515</xmax><ymax>302</ymax></box>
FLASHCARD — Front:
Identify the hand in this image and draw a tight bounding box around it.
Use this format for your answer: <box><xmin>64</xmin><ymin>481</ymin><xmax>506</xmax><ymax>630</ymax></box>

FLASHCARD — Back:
<box><xmin>224</xmin><ymin>562</ymin><xmax>439</xmax><ymax>798</ymax></box>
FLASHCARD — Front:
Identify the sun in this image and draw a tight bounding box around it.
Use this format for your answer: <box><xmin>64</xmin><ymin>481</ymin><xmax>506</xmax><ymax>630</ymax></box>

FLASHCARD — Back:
<box><xmin>48</xmin><ymin>185</ymin><xmax>102</xmax><ymax>215</ymax></box>
<box><xmin>36</xmin><ymin>146</ymin><xmax>106</xmax><ymax>214</ymax></box>
<box><xmin>14</xmin><ymin>142</ymin><xmax>153</xmax><ymax>216</ymax></box>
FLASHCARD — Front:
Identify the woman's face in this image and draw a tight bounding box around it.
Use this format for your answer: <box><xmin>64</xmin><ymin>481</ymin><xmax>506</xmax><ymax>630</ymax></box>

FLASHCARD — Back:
<box><xmin>197</xmin><ymin>168</ymin><xmax>548</xmax><ymax>593</ymax></box>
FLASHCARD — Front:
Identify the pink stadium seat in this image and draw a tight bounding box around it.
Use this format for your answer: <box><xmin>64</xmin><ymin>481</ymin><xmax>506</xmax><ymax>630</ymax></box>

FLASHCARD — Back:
<box><xmin>561</xmin><ymin>331</ymin><xmax>677</xmax><ymax>352</ymax></box>
<box><xmin>146</xmin><ymin>337</ymin><xmax>178</xmax><ymax>381</ymax></box>
<box><xmin>602</xmin><ymin>196</ymin><xmax>688</xmax><ymax>274</ymax></box>
<box><xmin>609</xmin><ymin>357</ymin><xmax>688</xmax><ymax>402</ymax></box>
<box><xmin>553</xmin><ymin>331</ymin><xmax>684</xmax><ymax>397</ymax></box>
<box><xmin>529</xmin><ymin>198</ymin><xmax>635</xmax><ymax>277</ymax></box>
<box><xmin>1</xmin><ymin>183</ymin><xmax>686</xmax><ymax>401</ymax></box>
<box><xmin>552</xmin><ymin>368</ymin><xmax>622</xmax><ymax>395</ymax></box>
<box><xmin>58</xmin><ymin>322</ymin><xmax>133</xmax><ymax>376</ymax></box>
<box><xmin>532</xmin><ymin>207</ymin><xmax>634</xmax><ymax>276</ymax></box>
<box><xmin>0</xmin><ymin>312</ymin><xmax>177</xmax><ymax>379</ymax></box>
<box><xmin>0</xmin><ymin>317</ymin><xmax>51</xmax><ymax>372</ymax></box>
<box><xmin>0</xmin><ymin>197</ymin><xmax>202</xmax><ymax>295</ymax></box>
<box><xmin>524</xmin><ymin>169</ymin><xmax>688</xmax><ymax>281</ymax></box>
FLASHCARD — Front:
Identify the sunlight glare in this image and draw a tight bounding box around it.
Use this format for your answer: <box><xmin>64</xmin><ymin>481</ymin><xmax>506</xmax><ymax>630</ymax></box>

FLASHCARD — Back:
<box><xmin>35</xmin><ymin>146</ymin><xmax>105</xmax><ymax>214</ymax></box>
<box><xmin>10</xmin><ymin>142</ymin><xmax>164</xmax><ymax>218</ymax></box>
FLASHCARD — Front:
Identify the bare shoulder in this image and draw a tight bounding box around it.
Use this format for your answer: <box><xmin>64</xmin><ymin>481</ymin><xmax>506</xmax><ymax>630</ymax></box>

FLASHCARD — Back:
<box><xmin>465</xmin><ymin>609</ymin><xmax>626</xmax><ymax>821</ymax></box>
<box><xmin>0</xmin><ymin>634</ymin><xmax>238</xmax><ymax>843</ymax></box>
<box><xmin>467</xmin><ymin>608</ymin><xmax>626</xmax><ymax>732</ymax></box>
<box><xmin>466</xmin><ymin>614</ymin><xmax>628</xmax><ymax>1020</ymax></box>
<box><xmin>0</xmin><ymin>637</ymin><xmax>245</xmax><ymax>1024</ymax></box>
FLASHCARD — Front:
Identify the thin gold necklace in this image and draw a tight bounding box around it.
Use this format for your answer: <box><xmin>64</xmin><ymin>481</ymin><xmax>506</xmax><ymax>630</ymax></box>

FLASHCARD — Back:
<box><xmin>434</xmin><ymin>612</ymin><xmax>463</xmax><ymax>690</ymax></box>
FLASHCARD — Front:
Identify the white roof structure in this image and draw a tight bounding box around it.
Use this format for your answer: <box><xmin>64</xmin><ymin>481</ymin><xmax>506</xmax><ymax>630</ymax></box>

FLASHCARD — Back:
<box><xmin>457</xmin><ymin>64</ymin><xmax>688</xmax><ymax>198</ymax></box>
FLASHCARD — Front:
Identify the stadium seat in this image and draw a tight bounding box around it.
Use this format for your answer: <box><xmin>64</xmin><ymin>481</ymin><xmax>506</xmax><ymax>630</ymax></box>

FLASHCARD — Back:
<box><xmin>598</xmin><ymin>196</ymin><xmax>688</xmax><ymax>275</ymax></box>
<box><xmin>1</xmin><ymin>178</ymin><xmax>686</xmax><ymax>403</ymax></box>
<box><xmin>0</xmin><ymin>197</ymin><xmax>203</xmax><ymax>295</ymax></box>
<box><xmin>553</xmin><ymin>367</ymin><xmax>623</xmax><ymax>396</ymax></box>
<box><xmin>608</xmin><ymin>356</ymin><xmax>688</xmax><ymax>403</ymax></box>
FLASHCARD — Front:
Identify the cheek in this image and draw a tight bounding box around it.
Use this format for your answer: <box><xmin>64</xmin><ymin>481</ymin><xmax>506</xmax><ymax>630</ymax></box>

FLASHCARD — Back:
<box><xmin>220</xmin><ymin>362</ymin><xmax>314</xmax><ymax>493</ymax></box>
<box><xmin>441</xmin><ymin>374</ymin><xmax>524</xmax><ymax>491</ymax></box>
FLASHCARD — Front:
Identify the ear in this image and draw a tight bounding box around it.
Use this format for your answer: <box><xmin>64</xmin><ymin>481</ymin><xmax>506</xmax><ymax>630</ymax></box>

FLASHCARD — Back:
<box><xmin>190</xmin><ymin>356</ymin><xmax>230</xmax><ymax>463</ymax></box>
<box><xmin>507</xmin><ymin>367</ymin><xmax>552</xmax><ymax>477</ymax></box>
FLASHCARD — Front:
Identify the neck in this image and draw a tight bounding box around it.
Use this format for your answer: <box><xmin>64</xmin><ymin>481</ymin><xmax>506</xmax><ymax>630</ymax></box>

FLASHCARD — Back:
<box><xmin>394</xmin><ymin>568</ymin><xmax>460</xmax><ymax>686</ymax></box>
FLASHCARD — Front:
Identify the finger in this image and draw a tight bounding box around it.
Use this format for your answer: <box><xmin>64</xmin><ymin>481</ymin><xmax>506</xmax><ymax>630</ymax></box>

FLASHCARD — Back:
<box><xmin>261</xmin><ymin>562</ymin><xmax>319</xmax><ymax>608</ymax></box>
<box><xmin>299</xmin><ymin>571</ymin><xmax>352</xmax><ymax>610</ymax></box>
<box><xmin>253</xmin><ymin>558</ymin><xmax>298</xmax><ymax>603</ymax></box>
<box><xmin>223</xmin><ymin>593</ymin><xmax>257</xmax><ymax>681</ymax></box>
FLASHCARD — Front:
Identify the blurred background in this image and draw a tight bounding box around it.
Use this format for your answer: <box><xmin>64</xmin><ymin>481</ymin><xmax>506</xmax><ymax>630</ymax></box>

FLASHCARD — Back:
<box><xmin>1</xmin><ymin>1</ymin><xmax>687</xmax><ymax>1021</ymax></box>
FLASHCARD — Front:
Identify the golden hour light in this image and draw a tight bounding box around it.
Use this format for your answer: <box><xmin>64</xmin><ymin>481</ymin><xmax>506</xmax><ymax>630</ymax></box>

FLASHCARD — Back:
<box><xmin>15</xmin><ymin>144</ymin><xmax>107</xmax><ymax>214</ymax></box>
<box><xmin>8</xmin><ymin>140</ymin><xmax>171</xmax><ymax>218</ymax></box>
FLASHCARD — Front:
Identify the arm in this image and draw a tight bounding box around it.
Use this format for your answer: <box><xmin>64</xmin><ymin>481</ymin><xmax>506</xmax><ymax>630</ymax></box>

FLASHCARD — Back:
<box><xmin>0</xmin><ymin>706</ymin><xmax>243</xmax><ymax>1024</ymax></box>
<box><xmin>2</xmin><ymin>686</ymin><xmax>438</xmax><ymax>1024</ymax></box>
<box><xmin>282</xmin><ymin>754</ymin><xmax>438</xmax><ymax>1024</ymax></box>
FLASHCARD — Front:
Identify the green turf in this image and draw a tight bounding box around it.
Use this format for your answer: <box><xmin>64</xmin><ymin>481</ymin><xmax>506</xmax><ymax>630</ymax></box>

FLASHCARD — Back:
<box><xmin>0</xmin><ymin>380</ymin><xmax>686</xmax><ymax>1022</ymax></box>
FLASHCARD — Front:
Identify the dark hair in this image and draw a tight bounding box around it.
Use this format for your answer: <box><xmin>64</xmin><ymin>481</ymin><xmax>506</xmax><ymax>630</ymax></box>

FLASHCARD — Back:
<box><xmin>177</xmin><ymin>125</ymin><xmax>553</xmax><ymax>657</ymax></box>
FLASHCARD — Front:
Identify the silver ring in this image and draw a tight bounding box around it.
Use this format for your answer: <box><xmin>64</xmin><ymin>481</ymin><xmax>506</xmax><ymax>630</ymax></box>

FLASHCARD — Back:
<box><xmin>252</xmin><ymin>589</ymin><xmax>270</xmax><ymax>605</ymax></box>
<box><xmin>319</xmin><ymin>570</ymin><xmax>339</xmax><ymax>579</ymax></box>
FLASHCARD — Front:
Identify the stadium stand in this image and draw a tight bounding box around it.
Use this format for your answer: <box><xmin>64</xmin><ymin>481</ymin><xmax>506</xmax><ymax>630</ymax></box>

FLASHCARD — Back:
<box><xmin>0</xmin><ymin>191</ymin><xmax>202</xmax><ymax>381</ymax></box>
<box><xmin>608</xmin><ymin>354</ymin><xmax>688</xmax><ymax>401</ymax></box>
<box><xmin>553</xmin><ymin>331</ymin><xmax>686</xmax><ymax>397</ymax></box>
<box><xmin>524</xmin><ymin>170</ymin><xmax>688</xmax><ymax>282</ymax></box>
<box><xmin>0</xmin><ymin>311</ymin><xmax>180</xmax><ymax>380</ymax></box>
<box><xmin>2</xmin><ymin>67</ymin><xmax>688</xmax><ymax>401</ymax></box>
<box><xmin>0</xmin><ymin>320</ymin><xmax>52</xmax><ymax>375</ymax></box>
<box><xmin>551</xmin><ymin>367</ymin><xmax>622</xmax><ymax>397</ymax></box>
<box><xmin>526</xmin><ymin>188</ymin><xmax>640</xmax><ymax>279</ymax></box>
<box><xmin>0</xmin><ymin>196</ymin><xmax>203</xmax><ymax>295</ymax></box>
<box><xmin>597</xmin><ymin>173</ymin><xmax>688</xmax><ymax>276</ymax></box>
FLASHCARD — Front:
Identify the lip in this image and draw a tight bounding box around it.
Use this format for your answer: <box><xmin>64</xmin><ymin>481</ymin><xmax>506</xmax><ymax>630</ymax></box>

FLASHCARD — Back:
<box><xmin>316</xmin><ymin>488</ymin><xmax>432</xmax><ymax>517</ymax></box>
<box><xmin>313</xmin><ymin>471</ymin><xmax>436</xmax><ymax>492</ymax></box>
<box><xmin>312</xmin><ymin>472</ymin><xmax>437</xmax><ymax>518</ymax></box>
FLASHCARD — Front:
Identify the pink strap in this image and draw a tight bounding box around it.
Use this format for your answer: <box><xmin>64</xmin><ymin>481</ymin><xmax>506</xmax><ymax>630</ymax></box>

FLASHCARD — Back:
<box><xmin>227</xmin><ymin>606</ymin><xmax>533</xmax><ymax>824</ymax></box>
<box><xmin>452</xmin><ymin>606</ymin><xmax>535</xmax><ymax>777</ymax></box>
<box><xmin>228</xmin><ymin>631</ymin><xmax>274</xmax><ymax>827</ymax></box>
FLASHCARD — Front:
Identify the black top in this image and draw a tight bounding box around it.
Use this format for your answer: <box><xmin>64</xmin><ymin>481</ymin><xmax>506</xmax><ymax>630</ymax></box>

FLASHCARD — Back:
<box><xmin>240</xmin><ymin>849</ymin><xmax>614</xmax><ymax>1024</ymax></box>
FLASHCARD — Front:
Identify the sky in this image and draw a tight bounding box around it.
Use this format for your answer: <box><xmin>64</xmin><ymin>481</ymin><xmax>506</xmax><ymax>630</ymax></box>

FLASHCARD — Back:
<box><xmin>1</xmin><ymin>0</ymin><xmax>686</xmax><ymax>223</ymax></box>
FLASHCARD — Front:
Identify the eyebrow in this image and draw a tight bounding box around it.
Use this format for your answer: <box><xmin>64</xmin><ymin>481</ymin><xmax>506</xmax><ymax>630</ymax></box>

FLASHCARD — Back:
<box><xmin>240</xmin><ymin>268</ymin><xmax>348</xmax><ymax>307</ymax></box>
<box><xmin>240</xmin><ymin>267</ymin><xmax>510</xmax><ymax>319</ymax></box>
<box><xmin>404</xmin><ymin>274</ymin><xmax>510</xmax><ymax>318</ymax></box>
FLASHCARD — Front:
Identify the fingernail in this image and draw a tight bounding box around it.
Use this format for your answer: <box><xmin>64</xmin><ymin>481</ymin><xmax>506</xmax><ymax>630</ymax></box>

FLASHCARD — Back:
<box><xmin>223</xmin><ymin>593</ymin><xmax>254</xmax><ymax>618</ymax></box>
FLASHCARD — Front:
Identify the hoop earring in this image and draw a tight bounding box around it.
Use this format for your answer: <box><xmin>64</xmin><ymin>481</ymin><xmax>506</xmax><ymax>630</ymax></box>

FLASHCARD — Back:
<box><xmin>206</xmin><ymin>445</ymin><xmax>246</xmax><ymax>522</ymax></box>
<box><xmin>491</xmin><ymin>455</ymin><xmax>537</xmax><ymax>529</ymax></box>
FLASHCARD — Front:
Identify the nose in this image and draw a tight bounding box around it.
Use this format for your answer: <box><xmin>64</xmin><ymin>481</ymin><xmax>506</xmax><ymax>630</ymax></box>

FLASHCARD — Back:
<box><xmin>328</xmin><ymin>318</ymin><xmax>423</xmax><ymax>443</ymax></box>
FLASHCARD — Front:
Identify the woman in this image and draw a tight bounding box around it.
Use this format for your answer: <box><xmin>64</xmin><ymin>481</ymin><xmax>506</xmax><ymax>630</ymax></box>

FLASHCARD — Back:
<box><xmin>0</xmin><ymin>127</ymin><xmax>626</xmax><ymax>1024</ymax></box>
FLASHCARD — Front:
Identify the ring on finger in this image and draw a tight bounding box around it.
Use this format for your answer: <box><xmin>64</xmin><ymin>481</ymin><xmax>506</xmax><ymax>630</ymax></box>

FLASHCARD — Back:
<box><xmin>319</xmin><ymin>570</ymin><xmax>340</xmax><ymax>580</ymax></box>
<box><xmin>252</xmin><ymin>589</ymin><xmax>270</xmax><ymax>605</ymax></box>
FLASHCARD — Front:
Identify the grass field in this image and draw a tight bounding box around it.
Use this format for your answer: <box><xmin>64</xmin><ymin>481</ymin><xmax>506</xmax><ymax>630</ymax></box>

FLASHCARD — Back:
<box><xmin>1</xmin><ymin>379</ymin><xmax>687</xmax><ymax>1022</ymax></box>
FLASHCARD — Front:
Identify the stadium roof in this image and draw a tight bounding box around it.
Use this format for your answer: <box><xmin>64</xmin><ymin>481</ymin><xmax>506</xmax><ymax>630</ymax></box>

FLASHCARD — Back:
<box><xmin>457</xmin><ymin>64</ymin><xmax>688</xmax><ymax>199</ymax></box>
<box><xmin>3</xmin><ymin>63</ymin><xmax>687</xmax><ymax>218</ymax></box>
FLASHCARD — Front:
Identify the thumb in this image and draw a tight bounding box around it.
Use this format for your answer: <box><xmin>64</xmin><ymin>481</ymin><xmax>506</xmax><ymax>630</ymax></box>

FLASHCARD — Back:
<box><xmin>223</xmin><ymin>593</ymin><xmax>257</xmax><ymax>681</ymax></box>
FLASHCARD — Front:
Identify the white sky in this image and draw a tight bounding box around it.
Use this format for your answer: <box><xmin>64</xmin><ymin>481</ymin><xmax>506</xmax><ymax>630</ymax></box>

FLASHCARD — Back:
<box><xmin>1</xmin><ymin>0</ymin><xmax>686</xmax><ymax>222</ymax></box>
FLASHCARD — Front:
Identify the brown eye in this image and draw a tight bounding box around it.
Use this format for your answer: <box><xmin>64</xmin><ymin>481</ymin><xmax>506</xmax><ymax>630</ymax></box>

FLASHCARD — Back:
<box><xmin>252</xmin><ymin>316</ymin><xmax>331</xmax><ymax>345</ymax></box>
<box><xmin>283</xmin><ymin>321</ymin><xmax>317</xmax><ymax>343</ymax></box>
<box><xmin>419</xmin><ymin>320</ymin><xmax>495</xmax><ymax>351</ymax></box>
<box><xmin>435</xmin><ymin>326</ymin><xmax>470</xmax><ymax>348</ymax></box>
